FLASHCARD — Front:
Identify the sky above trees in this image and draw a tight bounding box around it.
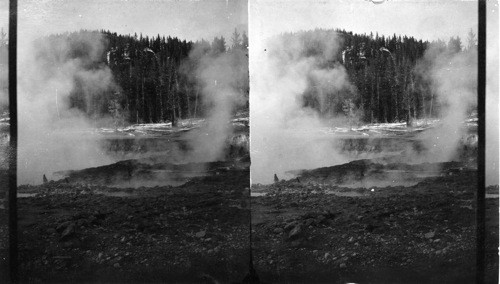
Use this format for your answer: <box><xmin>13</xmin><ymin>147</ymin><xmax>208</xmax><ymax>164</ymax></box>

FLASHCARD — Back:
<box><xmin>1</xmin><ymin>0</ymin><xmax>247</xmax><ymax>43</ymax></box>
<box><xmin>0</xmin><ymin>0</ymin><xmax>488</xmax><ymax>48</ymax></box>
<box><xmin>250</xmin><ymin>0</ymin><xmax>478</xmax><ymax>53</ymax></box>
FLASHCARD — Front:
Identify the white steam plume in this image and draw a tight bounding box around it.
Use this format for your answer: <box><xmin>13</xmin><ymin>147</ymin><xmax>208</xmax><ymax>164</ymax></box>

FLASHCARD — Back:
<box><xmin>414</xmin><ymin>44</ymin><xmax>477</xmax><ymax>163</ymax></box>
<box><xmin>486</xmin><ymin>4</ymin><xmax>499</xmax><ymax>186</ymax></box>
<box><xmin>17</xmin><ymin>32</ymin><xmax>116</xmax><ymax>184</ymax></box>
<box><xmin>250</xmin><ymin>31</ymin><xmax>352</xmax><ymax>184</ymax></box>
<box><xmin>184</xmin><ymin>47</ymin><xmax>248</xmax><ymax>163</ymax></box>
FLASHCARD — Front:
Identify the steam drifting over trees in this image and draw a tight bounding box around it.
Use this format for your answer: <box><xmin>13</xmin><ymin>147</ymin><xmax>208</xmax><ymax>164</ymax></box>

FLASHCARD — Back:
<box><xmin>23</xmin><ymin>28</ymin><xmax>475</xmax><ymax>127</ymax></box>
<box><xmin>32</xmin><ymin>29</ymin><xmax>249</xmax><ymax>126</ymax></box>
<box><xmin>277</xmin><ymin>28</ymin><xmax>476</xmax><ymax>125</ymax></box>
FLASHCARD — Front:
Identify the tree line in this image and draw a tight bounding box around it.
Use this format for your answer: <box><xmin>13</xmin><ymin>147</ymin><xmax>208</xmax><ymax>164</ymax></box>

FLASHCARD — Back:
<box><xmin>293</xmin><ymin>28</ymin><xmax>477</xmax><ymax>125</ymax></box>
<box><xmin>2</xmin><ymin>27</ymin><xmax>476</xmax><ymax>126</ymax></box>
<box><xmin>34</xmin><ymin>28</ymin><xmax>248</xmax><ymax>126</ymax></box>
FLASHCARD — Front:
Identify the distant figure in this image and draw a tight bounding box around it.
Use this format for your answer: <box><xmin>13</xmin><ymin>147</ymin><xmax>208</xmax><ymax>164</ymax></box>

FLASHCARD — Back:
<box><xmin>296</xmin><ymin>177</ymin><xmax>301</xmax><ymax>183</ymax></box>
<box><xmin>43</xmin><ymin>174</ymin><xmax>48</xmax><ymax>184</ymax></box>
<box><xmin>65</xmin><ymin>178</ymin><xmax>69</xmax><ymax>184</ymax></box>
<box><xmin>274</xmin><ymin>174</ymin><xmax>279</xmax><ymax>183</ymax></box>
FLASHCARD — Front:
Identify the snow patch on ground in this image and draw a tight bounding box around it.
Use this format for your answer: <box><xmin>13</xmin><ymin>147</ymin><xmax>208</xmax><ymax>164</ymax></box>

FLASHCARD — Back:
<box><xmin>315</xmin><ymin>117</ymin><xmax>477</xmax><ymax>138</ymax></box>
<box><xmin>98</xmin><ymin>119</ymin><xmax>204</xmax><ymax>137</ymax></box>
<box><xmin>96</xmin><ymin>116</ymin><xmax>248</xmax><ymax>137</ymax></box>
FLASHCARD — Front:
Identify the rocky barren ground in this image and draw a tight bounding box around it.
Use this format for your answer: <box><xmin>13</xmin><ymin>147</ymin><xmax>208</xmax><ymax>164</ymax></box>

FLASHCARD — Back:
<box><xmin>18</xmin><ymin>166</ymin><xmax>251</xmax><ymax>283</ymax></box>
<box><xmin>1</xmin><ymin>117</ymin><xmax>498</xmax><ymax>283</ymax></box>
<box><xmin>251</xmin><ymin>161</ymin><xmax>498</xmax><ymax>284</ymax></box>
<box><xmin>14</xmin><ymin>117</ymin><xmax>253</xmax><ymax>283</ymax></box>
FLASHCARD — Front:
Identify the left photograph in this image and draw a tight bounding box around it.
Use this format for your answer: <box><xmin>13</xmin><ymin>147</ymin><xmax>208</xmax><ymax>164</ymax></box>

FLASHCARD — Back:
<box><xmin>13</xmin><ymin>0</ymin><xmax>250</xmax><ymax>282</ymax></box>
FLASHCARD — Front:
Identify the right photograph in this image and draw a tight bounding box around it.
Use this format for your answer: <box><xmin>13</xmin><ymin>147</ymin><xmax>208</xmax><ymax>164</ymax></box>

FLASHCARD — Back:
<box><xmin>249</xmin><ymin>0</ymin><xmax>497</xmax><ymax>283</ymax></box>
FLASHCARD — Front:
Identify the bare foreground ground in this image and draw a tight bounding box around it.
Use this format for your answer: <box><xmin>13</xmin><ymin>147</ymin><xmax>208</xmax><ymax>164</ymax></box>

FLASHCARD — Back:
<box><xmin>17</xmin><ymin>166</ymin><xmax>251</xmax><ymax>283</ymax></box>
<box><xmin>249</xmin><ymin>120</ymin><xmax>498</xmax><ymax>283</ymax></box>
<box><xmin>252</xmin><ymin>165</ymin><xmax>498</xmax><ymax>283</ymax></box>
<box><xmin>13</xmin><ymin>117</ymin><xmax>253</xmax><ymax>283</ymax></box>
<box><xmin>13</xmin><ymin>162</ymin><xmax>499</xmax><ymax>284</ymax></box>
<box><xmin>0</xmin><ymin>118</ymin><xmax>497</xmax><ymax>283</ymax></box>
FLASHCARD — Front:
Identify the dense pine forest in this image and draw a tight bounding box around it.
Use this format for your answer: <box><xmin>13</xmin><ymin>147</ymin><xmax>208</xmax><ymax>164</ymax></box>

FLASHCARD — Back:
<box><xmin>0</xmin><ymin>27</ymin><xmax>476</xmax><ymax>125</ymax></box>
<box><xmin>281</xmin><ymin>28</ymin><xmax>477</xmax><ymax>125</ymax></box>
<box><xmin>28</xmin><ymin>29</ymin><xmax>249</xmax><ymax>126</ymax></box>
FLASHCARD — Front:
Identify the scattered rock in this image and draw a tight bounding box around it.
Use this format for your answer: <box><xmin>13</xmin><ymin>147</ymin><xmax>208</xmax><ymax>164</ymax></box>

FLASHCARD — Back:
<box><xmin>365</xmin><ymin>223</ymin><xmax>379</xmax><ymax>233</ymax></box>
<box><xmin>195</xmin><ymin>230</ymin><xmax>206</xmax><ymax>238</ymax></box>
<box><xmin>288</xmin><ymin>225</ymin><xmax>302</xmax><ymax>240</ymax></box>
<box><xmin>284</xmin><ymin>221</ymin><xmax>297</xmax><ymax>231</ymax></box>
<box><xmin>53</xmin><ymin>255</ymin><xmax>71</xmax><ymax>260</ymax></box>
<box><xmin>315</xmin><ymin>215</ymin><xmax>326</xmax><ymax>224</ymax></box>
<box><xmin>273</xmin><ymin>227</ymin><xmax>283</xmax><ymax>234</ymax></box>
<box><xmin>424</xmin><ymin>231</ymin><xmax>435</xmax><ymax>239</ymax></box>
<box><xmin>60</xmin><ymin>223</ymin><xmax>76</xmax><ymax>242</ymax></box>
<box><xmin>56</xmin><ymin>221</ymin><xmax>73</xmax><ymax>233</ymax></box>
<box><xmin>46</xmin><ymin>228</ymin><xmax>57</xmax><ymax>235</ymax></box>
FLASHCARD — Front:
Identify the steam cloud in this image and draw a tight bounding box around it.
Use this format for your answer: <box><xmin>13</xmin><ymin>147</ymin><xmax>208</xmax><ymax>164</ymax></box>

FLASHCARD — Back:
<box><xmin>250</xmin><ymin>31</ymin><xmax>352</xmax><ymax>184</ymax></box>
<box><xmin>184</xmin><ymin>46</ymin><xmax>248</xmax><ymax>163</ymax></box>
<box><xmin>17</xmin><ymin>32</ymin><xmax>116</xmax><ymax>184</ymax></box>
<box><xmin>414</xmin><ymin>36</ymin><xmax>498</xmax><ymax>186</ymax></box>
<box><xmin>5</xmin><ymin>28</ymin><xmax>497</xmax><ymax>187</ymax></box>
<box><xmin>414</xmin><ymin>44</ymin><xmax>477</xmax><ymax>164</ymax></box>
<box><xmin>486</xmin><ymin>14</ymin><xmax>499</xmax><ymax>186</ymax></box>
